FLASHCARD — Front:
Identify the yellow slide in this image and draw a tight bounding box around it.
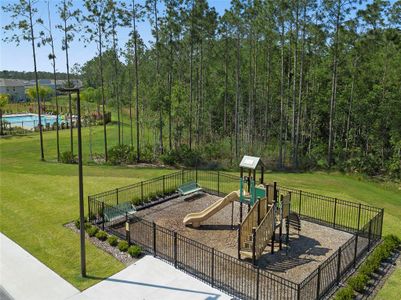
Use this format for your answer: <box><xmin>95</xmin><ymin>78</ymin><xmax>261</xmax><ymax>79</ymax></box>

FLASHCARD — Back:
<box><xmin>183</xmin><ymin>191</ymin><xmax>240</xmax><ymax>228</ymax></box>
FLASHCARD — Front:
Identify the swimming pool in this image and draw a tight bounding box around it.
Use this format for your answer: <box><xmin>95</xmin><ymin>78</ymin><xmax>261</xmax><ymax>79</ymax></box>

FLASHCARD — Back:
<box><xmin>2</xmin><ymin>113</ymin><xmax>66</xmax><ymax>130</ymax></box>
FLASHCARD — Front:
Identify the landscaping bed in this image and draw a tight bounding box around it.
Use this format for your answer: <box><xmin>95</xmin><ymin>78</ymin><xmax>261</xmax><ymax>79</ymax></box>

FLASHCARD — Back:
<box><xmin>65</xmin><ymin>221</ymin><xmax>143</xmax><ymax>266</ymax></box>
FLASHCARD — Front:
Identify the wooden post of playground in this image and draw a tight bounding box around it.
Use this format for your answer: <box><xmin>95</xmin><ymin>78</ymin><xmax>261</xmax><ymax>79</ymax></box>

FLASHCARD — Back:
<box><xmin>286</xmin><ymin>212</ymin><xmax>290</xmax><ymax>255</ymax></box>
<box><xmin>271</xmin><ymin>219</ymin><xmax>275</xmax><ymax>253</ymax></box>
<box><xmin>237</xmin><ymin>225</ymin><xmax>241</xmax><ymax>260</ymax></box>
<box><xmin>240</xmin><ymin>202</ymin><xmax>243</xmax><ymax>223</ymax></box>
<box><xmin>252</xmin><ymin>228</ymin><xmax>257</xmax><ymax>266</ymax></box>
<box><xmin>231</xmin><ymin>201</ymin><xmax>234</xmax><ymax>229</ymax></box>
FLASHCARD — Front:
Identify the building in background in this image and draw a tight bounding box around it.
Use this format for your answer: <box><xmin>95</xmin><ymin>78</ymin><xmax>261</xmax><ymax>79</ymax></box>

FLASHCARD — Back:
<box><xmin>0</xmin><ymin>79</ymin><xmax>26</xmax><ymax>102</ymax></box>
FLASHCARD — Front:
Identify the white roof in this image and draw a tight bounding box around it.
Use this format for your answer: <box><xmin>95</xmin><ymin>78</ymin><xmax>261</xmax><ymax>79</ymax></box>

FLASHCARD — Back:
<box><xmin>239</xmin><ymin>155</ymin><xmax>262</xmax><ymax>169</ymax></box>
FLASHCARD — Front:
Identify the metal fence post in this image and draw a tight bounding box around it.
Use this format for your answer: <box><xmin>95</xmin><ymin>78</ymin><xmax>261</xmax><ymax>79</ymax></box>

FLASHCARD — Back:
<box><xmin>195</xmin><ymin>166</ymin><xmax>198</xmax><ymax>183</ymax></box>
<box><xmin>380</xmin><ymin>208</ymin><xmax>384</xmax><ymax>238</ymax></box>
<box><xmin>333</xmin><ymin>198</ymin><xmax>337</xmax><ymax>228</ymax></box>
<box><xmin>181</xmin><ymin>169</ymin><xmax>184</xmax><ymax>184</ymax></box>
<box><xmin>87</xmin><ymin>196</ymin><xmax>91</xmax><ymax>221</ymax></box>
<box><xmin>153</xmin><ymin>222</ymin><xmax>157</xmax><ymax>257</ymax></box>
<box><xmin>336</xmin><ymin>247</ymin><xmax>342</xmax><ymax>284</ymax></box>
<box><xmin>211</xmin><ymin>248</ymin><xmax>215</xmax><ymax>287</ymax></box>
<box><xmin>217</xmin><ymin>171</ymin><xmax>220</xmax><ymax>196</ymax></box>
<box><xmin>116</xmin><ymin>188</ymin><xmax>119</xmax><ymax>204</ymax></box>
<box><xmin>141</xmin><ymin>181</ymin><xmax>144</xmax><ymax>203</ymax></box>
<box><xmin>354</xmin><ymin>233</ymin><xmax>359</xmax><ymax>267</ymax></box>
<box><xmin>297</xmin><ymin>284</ymin><xmax>301</xmax><ymax>300</ymax></box>
<box><xmin>316</xmin><ymin>265</ymin><xmax>321</xmax><ymax>300</ymax></box>
<box><xmin>125</xmin><ymin>214</ymin><xmax>130</xmax><ymax>246</ymax></box>
<box><xmin>368</xmin><ymin>220</ymin><xmax>372</xmax><ymax>251</ymax></box>
<box><xmin>256</xmin><ymin>267</ymin><xmax>260</xmax><ymax>300</ymax></box>
<box><xmin>173</xmin><ymin>232</ymin><xmax>177</xmax><ymax>268</ymax></box>
<box><xmin>357</xmin><ymin>203</ymin><xmax>362</xmax><ymax>231</ymax></box>
<box><xmin>163</xmin><ymin>175</ymin><xmax>165</xmax><ymax>195</ymax></box>
<box><xmin>299</xmin><ymin>190</ymin><xmax>302</xmax><ymax>216</ymax></box>
<box><xmin>102</xmin><ymin>201</ymin><xmax>105</xmax><ymax>230</ymax></box>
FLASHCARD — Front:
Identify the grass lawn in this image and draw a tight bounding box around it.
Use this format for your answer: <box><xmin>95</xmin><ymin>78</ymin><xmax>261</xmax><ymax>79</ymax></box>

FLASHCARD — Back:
<box><xmin>1</xmin><ymin>124</ymin><xmax>400</xmax><ymax>297</ymax></box>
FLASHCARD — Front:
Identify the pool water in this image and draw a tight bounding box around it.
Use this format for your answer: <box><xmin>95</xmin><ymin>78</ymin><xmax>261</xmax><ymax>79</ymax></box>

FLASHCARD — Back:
<box><xmin>2</xmin><ymin>113</ymin><xmax>66</xmax><ymax>130</ymax></box>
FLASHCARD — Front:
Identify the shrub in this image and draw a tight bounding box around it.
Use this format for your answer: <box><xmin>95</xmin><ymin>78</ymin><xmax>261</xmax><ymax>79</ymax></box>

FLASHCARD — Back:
<box><xmin>108</xmin><ymin>144</ymin><xmax>135</xmax><ymax>165</ymax></box>
<box><xmin>74</xmin><ymin>217</ymin><xmax>88</xmax><ymax>229</ymax></box>
<box><xmin>359</xmin><ymin>261</ymin><xmax>376</xmax><ymax>277</ymax></box>
<box><xmin>128</xmin><ymin>245</ymin><xmax>142</xmax><ymax>258</ymax></box>
<box><xmin>86</xmin><ymin>226</ymin><xmax>98</xmax><ymax>237</ymax></box>
<box><xmin>348</xmin><ymin>273</ymin><xmax>369</xmax><ymax>293</ymax></box>
<box><xmin>118</xmin><ymin>240</ymin><xmax>129</xmax><ymax>252</ymax></box>
<box><xmin>95</xmin><ymin>230</ymin><xmax>108</xmax><ymax>241</ymax></box>
<box><xmin>160</xmin><ymin>145</ymin><xmax>203</xmax><ymax>167</ymax></box>
<box><xmin>132</xmin><ymin>196</ymin><xmax>142</xmax><ymax>206</ymax></box>
<box><xmin>383</xmin><ymin>234</ymin><xmax>401</xmax><ymax>249</ymax></box>
<box><xmin>140</xmin><ymin>144</ymin><xmax>155</xmax><ymax>163</ymax></box>
<box><xmin>334</xmin><ymin>285</ymin><xmax>354</xmax><ymax>300</ymax></box>
<box><xmin>60</xmin><ymin>151</ymin><xmax>77</xmax><ymax>164</ymax></box>
<box><xmin>107</xmin><ymin>236</ymin><xmax>118</xmax><ymax>247</ymax></box>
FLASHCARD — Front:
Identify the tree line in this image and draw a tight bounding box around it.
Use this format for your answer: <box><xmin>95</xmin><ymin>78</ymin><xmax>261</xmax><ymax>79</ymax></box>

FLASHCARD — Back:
<box><xmin>2</xmin><ymin>0</ymin><xmax>401</xmax><ymax>178</ymax></box>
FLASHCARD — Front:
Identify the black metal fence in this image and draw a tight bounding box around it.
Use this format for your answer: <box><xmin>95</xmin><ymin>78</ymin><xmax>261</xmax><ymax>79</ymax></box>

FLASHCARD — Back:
<box><xmin>88</xmin><ymin>170</ymin><xmax>384</xmax><ymax>300</ymax></box>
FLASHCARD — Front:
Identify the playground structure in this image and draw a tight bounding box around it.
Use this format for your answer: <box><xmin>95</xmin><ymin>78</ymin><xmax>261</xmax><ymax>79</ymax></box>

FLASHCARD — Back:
<box><xmin>183</xmin><ymin>155</ymin><xmax>301</xmax><ymax>265</ymax></box>
<box><xmin>183</xmin><ymin>190</ymin><xmax>239</xmax><ymax>228</ymax></box>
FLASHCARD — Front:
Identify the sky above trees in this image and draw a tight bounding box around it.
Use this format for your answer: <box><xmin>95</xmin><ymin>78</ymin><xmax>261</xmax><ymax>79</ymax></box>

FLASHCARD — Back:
<box><xmin>0</xmin><ymin>0</ymin><xmax>230</xmax><ymax>72</ymax></box>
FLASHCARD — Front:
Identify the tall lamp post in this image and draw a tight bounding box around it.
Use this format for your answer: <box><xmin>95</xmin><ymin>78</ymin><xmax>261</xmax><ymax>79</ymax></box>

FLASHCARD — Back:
<box><xmin>57</xmin><ymin>87</ymin><xmax>86</xmax><ymax>277</ymax></box>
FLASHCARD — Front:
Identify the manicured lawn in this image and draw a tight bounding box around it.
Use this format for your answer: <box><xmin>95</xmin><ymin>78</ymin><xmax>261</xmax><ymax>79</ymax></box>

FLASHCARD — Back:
<box><xmin>1</xmin><ymin>124</ymin><xmax>400</xmax><ymax>297</ymax></box>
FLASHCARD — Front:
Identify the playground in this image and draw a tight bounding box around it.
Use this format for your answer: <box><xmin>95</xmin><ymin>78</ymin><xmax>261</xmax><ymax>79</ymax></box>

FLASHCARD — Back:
<box><xmin>114</xmin><ymin>192</ymin><xmax>353</xmax><ymax>283</ymax></box>
<box><xmin>89</xmin><ymin>155</ymin><xmax>383</xmax><ymax>299</ymax></box>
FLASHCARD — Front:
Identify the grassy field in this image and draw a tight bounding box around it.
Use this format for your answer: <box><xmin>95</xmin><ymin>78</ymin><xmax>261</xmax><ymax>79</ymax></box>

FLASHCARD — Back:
<box><xmin>1</xmin><ymin>124</ymin><xmax>400</xmax><ymax>296</ymax></box>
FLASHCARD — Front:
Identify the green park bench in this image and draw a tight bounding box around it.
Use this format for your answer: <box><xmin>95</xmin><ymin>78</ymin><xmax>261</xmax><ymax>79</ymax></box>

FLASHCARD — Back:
<box><xmin>178</xmin><ymin>181</ymin><xmax>203</xmax><ymax>196</ymax></box>
<box><xmin>104</xmin><ymin>202</ymin><xmax>136</xmax><ymax>222</ymax></box>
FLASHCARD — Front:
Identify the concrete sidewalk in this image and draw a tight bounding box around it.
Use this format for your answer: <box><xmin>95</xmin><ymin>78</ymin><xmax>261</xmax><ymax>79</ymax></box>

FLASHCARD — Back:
<box><xmin>69</xmin><ymin>255</ymin><xmax>231</xmax><ymax>300</ymax></box>
<box><xmin>0</xmin><ymin>232</ymin><xmax>79</xmax><ymax>300</ymax></box>
<box><xmin>1</xmin><ymin>233</ymin><xmax>231</xmax><ymax>300</ymax></box>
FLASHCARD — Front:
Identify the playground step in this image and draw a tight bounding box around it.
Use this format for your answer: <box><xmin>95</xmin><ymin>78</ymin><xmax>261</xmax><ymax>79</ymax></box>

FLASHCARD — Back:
<box><xmin>239</xmin><ymin>250</ymin><xmax>253</xmax><ymax>259</ymax></box>
<box><xmin>244</xmin><ymin>241</ymin><xmax>253</xmax><ymax>248</ymax></box>
<box><xmin>288</xmin><ymin>212</ymin><xmax>301</xmax><ymax>231</ymax></box>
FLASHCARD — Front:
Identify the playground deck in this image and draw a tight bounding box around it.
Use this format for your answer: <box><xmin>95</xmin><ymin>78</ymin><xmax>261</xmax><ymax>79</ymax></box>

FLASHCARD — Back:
<box><xmin>114</xmin><ymin>193</ymin><xmax>357</xmax><ymax>283</ymax></box>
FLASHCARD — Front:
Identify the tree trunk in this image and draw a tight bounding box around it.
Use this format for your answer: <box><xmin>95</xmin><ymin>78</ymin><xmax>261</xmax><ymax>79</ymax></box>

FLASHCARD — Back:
<box><xmin>99</xmin><ymin>22</ymin><xmax>108</xmax><ymax>161</ymax></box>
<box><xmin>63</xmin><ymin>0</ymin><xmax>73</xmax><ymax>155</ymax></box>
<box><xmin>278</xmin><ymin>15</ymin><xmax>285</xmax><ymax>169</ymax></box>
<box><xmin>48</xmin><ymin>3</ymin><xmax>60</xmax><ymax>161</ymax></box>
<box><xmin>292</xmin><ymin>0</ymin><xmax>299</xmax><ymax>166</ymax></box>
<box><xmin>328</xmin><ymin>0</ymin><xmax>341</xmax><ymax>167</ymax></box>
<box><xmin>29</xmin><ymin>0</ymin><xmax>44</xmax><ymax>160</ymax></box>
<box><xmin>132</xmin><ymin>0</ymin><xmax>140</xmax><ymax>161</ymax></box>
